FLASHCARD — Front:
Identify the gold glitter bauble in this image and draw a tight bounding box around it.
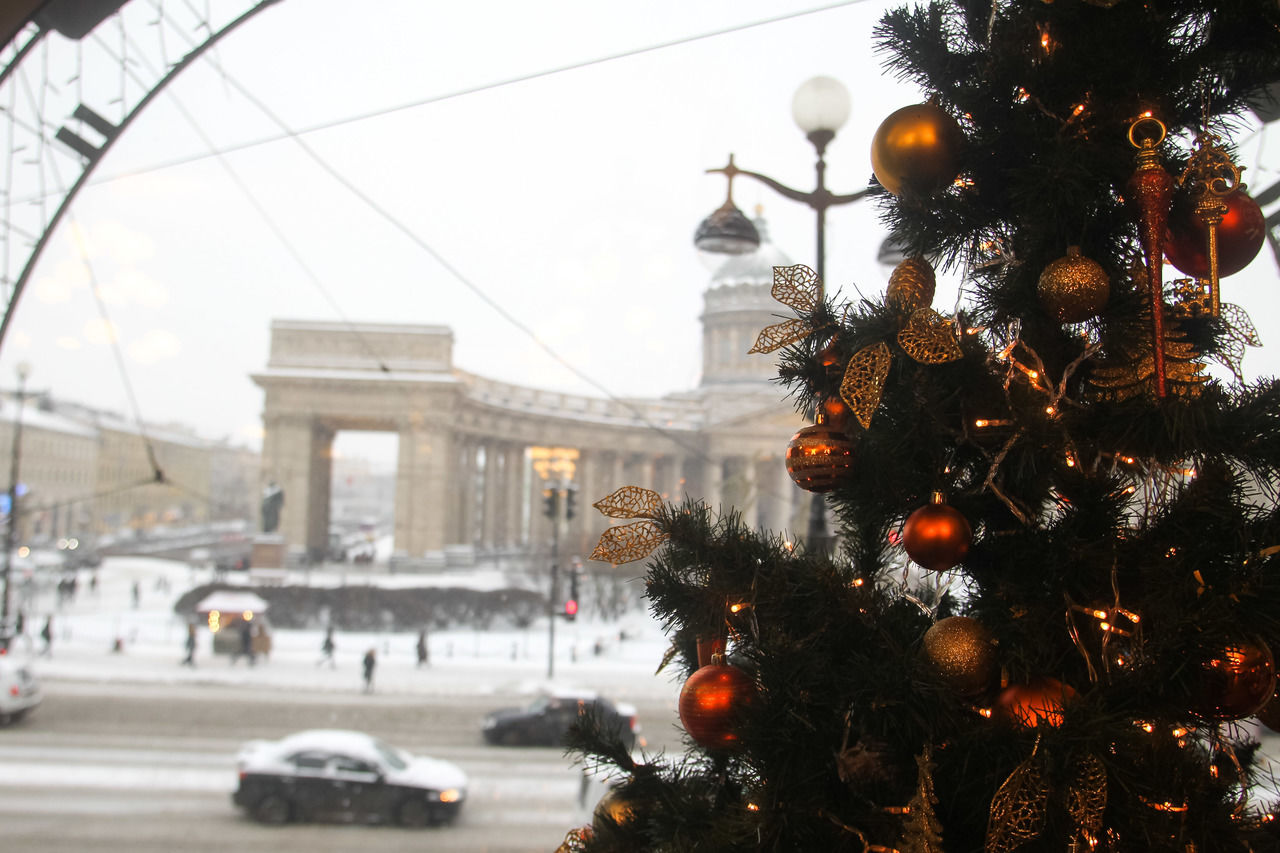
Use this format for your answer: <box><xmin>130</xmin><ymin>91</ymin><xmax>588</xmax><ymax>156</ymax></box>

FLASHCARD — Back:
<box><xmin>871</xmin><ymin>103</ymin><xmax>964</xmax><ymax>197</ymax></box>
<box><xmin>922</xmin><ymin>615</ymin><xmax>997</xmax><ymax>696</ymax></box>
<box><xmin>887</xmin><ymin>257</ymin><xmax>937</xmax><ymax>313</ymax></box>
<box><xmin>593</xmin><ymin>787</ymin><xmax>635</xmax><ymax>829</ymax></box>
<box><xmin>1037</xmin><ymin>246</ymin><xmax>1109</xmax><ymax>323</ymax></box>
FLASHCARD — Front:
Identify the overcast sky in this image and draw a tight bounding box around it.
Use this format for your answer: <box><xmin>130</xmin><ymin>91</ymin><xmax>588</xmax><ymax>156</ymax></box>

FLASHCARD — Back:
<box><xmin>2</xmin><ymin>0</ymin><xmax>1278</xmax><ymax>471</ymax></box>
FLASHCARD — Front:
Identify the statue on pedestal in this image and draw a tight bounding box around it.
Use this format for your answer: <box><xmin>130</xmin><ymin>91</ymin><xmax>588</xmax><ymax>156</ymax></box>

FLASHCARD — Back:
<box><xmin>261</xmin><ymin>481</ymin><xmax>284</xmax><ymax>534</ymax></box>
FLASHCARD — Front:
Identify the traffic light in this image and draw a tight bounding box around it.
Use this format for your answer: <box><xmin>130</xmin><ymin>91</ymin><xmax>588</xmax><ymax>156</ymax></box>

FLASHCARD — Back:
<box><xmin>543</xmin><ymin>488</ymin><xmax>559</xmax><ymax>519</ymax></box>
<box><xmin>563</xmin><ymin>569</ymin><xmax>580</xmax><ymax>621</ymax></box>
<box><xmin>565</xmin><ymin>487</ymin><xmax>577</xmax><ymax>520</ymax></box>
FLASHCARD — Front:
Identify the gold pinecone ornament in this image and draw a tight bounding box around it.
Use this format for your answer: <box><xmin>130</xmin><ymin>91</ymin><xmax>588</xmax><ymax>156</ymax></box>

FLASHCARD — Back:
<box><xmin>887</xmin><ymin>257</ymin><xmax>937</xmax><ymax>313</ymax></box>
<box><xmin>1037</xmin><ymin>247</ymin><xmax>1109</xmax><ymax>324</ymax></box>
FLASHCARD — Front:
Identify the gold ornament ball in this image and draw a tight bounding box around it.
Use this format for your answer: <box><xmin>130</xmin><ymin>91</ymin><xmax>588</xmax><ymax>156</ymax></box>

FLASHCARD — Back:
<box><xmin>593</xmin><ymin>787</ymin><xmax>635</xmax><ymax>829</ymax></box>
<box><xmin>1037</xmin><ymin>246</ymin><xmax>1109</xmax><ymax>324</ymax></box>
<box><xmin>887</xmin><ymin>257</ymin><xmax>937</xmax><ymax>313</ymax></box>
<box><xmin>922</xmin><ymin>615</ymin><xmax>997</xmax><ymax>696</ymax></box>
<box><xmin>871</xmin><ymin>103</ymin><xmax>964</xmax><ymax>197</ymax></box>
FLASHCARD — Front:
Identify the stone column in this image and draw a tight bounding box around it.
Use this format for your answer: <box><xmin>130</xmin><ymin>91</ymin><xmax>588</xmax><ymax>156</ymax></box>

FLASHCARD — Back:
<box><xmin>568</xmin><ymin>448</ymin><xmax>594</xmax><ymax>561</ymax></box>
<box><xmin>458</xmin><ymin>438</ymin><xmax>477</xmax><ymax>546</ymax></box>
<box><xmin>481</xmin><ymin>442</ymin><xmax>500</xmax><ymax>553</ymax></box>
<box><xmin>504</xmin><ymin>444</ymin><xmax>526</xmax><ymax>548</ymax></box>
<box><xmin>259</xmin><ymin>414</ymin><xmax>320</xmax><ymax>558</ymax></box>
<box><xmin>395</xmin><ymin>423</ymin><xmax>453</xmax><ymax>562</ymax></box>
<box><xmin>700</xmin><ymin>455</ymin><xmax>724</xmax><ymax>515</ymax></box>
<box><xmin>668</xmin><ymin>454</ymin><xmax>689</xmax><ymax>504</ymax></box>
<box><xmin>306</xmin><ymin>424</ymin><xmax>335</xmax><ymax>557</ymax></box>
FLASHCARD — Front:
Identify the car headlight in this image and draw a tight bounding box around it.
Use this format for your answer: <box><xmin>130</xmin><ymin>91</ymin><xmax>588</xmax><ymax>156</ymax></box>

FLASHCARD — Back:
<box><xmin>482</xmin><ymin>717</ymin><xmax>495</xmax><ymax>729</ymax></box>
<box><xmin>439</xmin><ymin>788</ymin><xmax>462</xmax><ymax>803</ymax></box>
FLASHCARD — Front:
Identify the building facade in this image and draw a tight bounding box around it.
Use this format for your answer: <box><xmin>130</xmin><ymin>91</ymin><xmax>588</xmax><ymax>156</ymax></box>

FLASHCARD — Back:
<box><xmin>252</xmin><ymin>218</ymin><xmax>816</xmax><ymax>568</ymax></box>
<box><xmin>0</xmin><ymin>396</ymin><xmax>259</xmax><ymax>546</ymax></box>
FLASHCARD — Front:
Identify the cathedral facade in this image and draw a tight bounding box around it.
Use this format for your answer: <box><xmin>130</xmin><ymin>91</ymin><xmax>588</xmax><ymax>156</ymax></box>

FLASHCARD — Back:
<box><xmin>252</xmin><ymin>219</ymin><xmax>813</xmax><ymax>569</ymax></box>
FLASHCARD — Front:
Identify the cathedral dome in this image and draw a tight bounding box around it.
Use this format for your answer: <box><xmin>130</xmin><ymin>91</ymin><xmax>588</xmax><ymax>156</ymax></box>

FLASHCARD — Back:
<box><xmin>699</xmin><ymin>214</ymin><xmax>796</xmax><ymax>388</ymax></box>
<box><xmin>708</xmin><ymin>216</ymin><xmax>793</xmax><ymax>289</ymax></box>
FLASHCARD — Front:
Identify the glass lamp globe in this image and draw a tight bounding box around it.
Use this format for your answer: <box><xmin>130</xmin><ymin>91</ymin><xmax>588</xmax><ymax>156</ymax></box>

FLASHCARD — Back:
<box><xmin>791</xmin><ymin>76</ymin><xmax>851</xmax><ymax>136</ymax></box>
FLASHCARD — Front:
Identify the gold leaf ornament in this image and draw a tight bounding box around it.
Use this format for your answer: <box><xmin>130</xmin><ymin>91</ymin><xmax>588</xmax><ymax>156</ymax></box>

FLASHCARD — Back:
<box><xmin>589</xmin><ymin>520</ymin><xmax>669</xmax><ymax>565</ymax></box>
<box><xmin>593</xmin><ymin>485</ymin><xmax>663</xmax><ymax>519</ymax></box>
<box><xmin>1066</xmin><ymin>753</ymin><xmax>1107</xmax><ymax>843</ymax></box>
<box><xmin>748</xmin><ymin>264</ymin><xmax>823</xmax><ymax>354</ymax></box>
<box><xmin>985</xmin><ymin>746</ymin><xmax>1050</xmax><ymax>853</ymax></box>
<box><xmin>772</xmin><ymin>263</ymin><xmax>821</xmax><ymax>313</ymax></box>
<box><xmin>839</xmin><ymin>341</ymin><xmax>892</xmax><ymax>430</ymax></box>
<box><xmin>589</xmin><ymin>486</ymin><xmax>669</xmax><ymax>565</ymax></box>
<box><xmin>898</xmin><ymin>309</ymin><xmax>964</xmax><ymax>364</ymax></box>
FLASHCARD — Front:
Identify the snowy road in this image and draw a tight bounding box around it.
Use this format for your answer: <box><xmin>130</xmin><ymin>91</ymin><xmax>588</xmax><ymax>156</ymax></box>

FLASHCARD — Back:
<box><xmin>0</xmin><ymin>680</ymin><xmax>663</xmax><ymax>852</ymax></box>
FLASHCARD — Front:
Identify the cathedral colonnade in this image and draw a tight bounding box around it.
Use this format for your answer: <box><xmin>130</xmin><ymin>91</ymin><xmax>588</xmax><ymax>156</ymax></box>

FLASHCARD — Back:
<box><xmin>252</xmin><ymin>321</ymin><xmax>807</xmax><ymax>570</ymax></box>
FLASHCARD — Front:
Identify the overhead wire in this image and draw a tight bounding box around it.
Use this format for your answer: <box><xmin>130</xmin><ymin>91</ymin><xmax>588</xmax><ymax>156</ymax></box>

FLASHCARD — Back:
<box><xmin>86</xmin><ymin>0</ymin><xmax>875</xmax><ymax>189</ymax></box>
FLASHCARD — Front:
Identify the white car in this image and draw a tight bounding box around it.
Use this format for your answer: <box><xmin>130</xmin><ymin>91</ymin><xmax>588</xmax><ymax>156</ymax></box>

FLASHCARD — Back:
<box><xmin>0</xmin><ymin>654</ymin><xmax>41</xmax><ymax>724</ymax></box>
<box><xmin>233</xmin><ymin>729</ymin><xmax>467</xmax><ymax>827</ymax></box>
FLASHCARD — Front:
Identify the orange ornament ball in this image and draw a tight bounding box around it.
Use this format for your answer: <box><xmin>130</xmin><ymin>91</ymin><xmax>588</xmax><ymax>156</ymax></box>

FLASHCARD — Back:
<box><xmin>902</xmin><ymin>500</ymin><xmax>972</xmax><ymax>572</ymax></box>
<box><xmin>1164</xmin><ymin>189</ymin><xmax>1266</xmax><ymax>280</ymax></box>
<box><xmin>678</xmin><ymin>662</ymin><xmax>755</xmax><ymax>750</ymax></box>
<box><xmin>1188</xmin><ymin>637</ymin><xmax>1276</xmax><ymax>722</ymax></box>
<box><xmin>785</xmin><ymin>423</ymin><xmax>856</xmax><ymax>493</ymax></box>
<box><xmin>996</xmin><ymin>677</ymin><xmax>1077</xmax><ymax>728</ymax></box>
<box><xmin>871</xmin><ymin>103</ymin><xmax>964</xmax><ymax>197</ymax></box>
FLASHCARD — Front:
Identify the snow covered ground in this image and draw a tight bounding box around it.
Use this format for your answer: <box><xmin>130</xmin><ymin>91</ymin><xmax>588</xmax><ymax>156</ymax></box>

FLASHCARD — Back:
<box><xmin>6</xmin><ymin>555</ymin><xmax>684</xmax><ymax>707</ymax></box>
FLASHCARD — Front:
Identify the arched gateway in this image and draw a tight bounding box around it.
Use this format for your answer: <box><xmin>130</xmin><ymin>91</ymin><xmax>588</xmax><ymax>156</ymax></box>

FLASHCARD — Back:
<box><xmin>252</xmin><ymin>219</ymin><xmax>817</xmax><ymax>570</ymax></box>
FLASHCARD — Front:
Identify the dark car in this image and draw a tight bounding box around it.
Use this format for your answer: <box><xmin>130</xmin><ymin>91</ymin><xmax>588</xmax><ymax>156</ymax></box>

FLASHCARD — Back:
<box><xmin>482</xmin><ymin>689</ymin><xmax>641</xmax><ymax>749</ymax></box>
<box><xmin>232</xmin><ymin>729</ymin><xmax>467</xmax><ymax>827</ymax></box>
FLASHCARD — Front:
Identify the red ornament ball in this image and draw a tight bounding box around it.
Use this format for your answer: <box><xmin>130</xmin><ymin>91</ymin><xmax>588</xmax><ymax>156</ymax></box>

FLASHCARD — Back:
<box><xmin>678</xmin><ymin>662</ymin><xmax>755</xmax><ymax>750</ymax></box>
<box><xmin>902</xmin><ymin>500</ymin><xmax>972</xmax><ymax>572</ymax></box>
<box><xmin>1164</xmin><ymin>189</ymin><xmax>1266</xmax><ymax>280</ymax></box>
<box><xmin>996</xmin><ymin>677</ymin><xmax>1077</xmax><ymax>728</ymax></box>
<box><xmin>785</xmin><ymin>423</ymin><xmax>856</xmax><ymax>493</ymax></box>
<box><xmin>1188</xmin><ymin>637</ymin><xmax>1276</xmax><ymax>722</ymax></box>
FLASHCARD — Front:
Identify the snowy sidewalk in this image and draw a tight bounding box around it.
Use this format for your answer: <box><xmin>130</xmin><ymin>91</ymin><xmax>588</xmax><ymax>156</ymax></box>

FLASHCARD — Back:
<box><xmin>9</xmin><ymin>555</ymin><xmax>682</xmax><ymax>706</ymax></box>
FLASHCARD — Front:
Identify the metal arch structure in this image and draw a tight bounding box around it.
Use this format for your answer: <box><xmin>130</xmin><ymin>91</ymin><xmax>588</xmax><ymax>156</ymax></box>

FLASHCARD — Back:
<box><xmin>0</xmin><ymin>0</ymin><xmax>280</xmax><ymax>351</ymax></box>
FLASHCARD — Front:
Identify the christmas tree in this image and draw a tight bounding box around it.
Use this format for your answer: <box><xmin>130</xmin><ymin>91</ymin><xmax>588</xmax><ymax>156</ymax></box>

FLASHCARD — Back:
<box><xmin>562</xmin><ymin>2</ymin><xmax>1280</xmax><ymax>851</ymax></box>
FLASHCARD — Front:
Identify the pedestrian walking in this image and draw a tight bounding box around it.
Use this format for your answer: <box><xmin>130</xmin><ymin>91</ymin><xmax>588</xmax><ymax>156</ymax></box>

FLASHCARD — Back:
<box><xmin>317</xmin><ymin>626</ymin><xmax>336</xmax><ymax>668</ymax></box>
<box><xmin>362</xmin><ymin>648</ymin><xmax>376</xmax><ymax>693</ymax></box>
<box><xmin>236</xmin><ymin>621</ymin><xmax>255</xmax><ymax>666</ymax></box>
<box><xmin>181</xmin><ymin>623</ymin><xmax>197</xmax><ymax>667</ymax></box>
<box><xmin>415</xmin><ymin>628</ymin><xmax>429</xmax><ymax>668</ymax></box>
<box><xmin>131</xmin><ymin>581</ymin><xmax>140</xmax><ymax>609</ymax></box>
<box><xmin>40</xmin><ymin>615</ymin><xmax>52</xmax><ymax>657</ymax></box>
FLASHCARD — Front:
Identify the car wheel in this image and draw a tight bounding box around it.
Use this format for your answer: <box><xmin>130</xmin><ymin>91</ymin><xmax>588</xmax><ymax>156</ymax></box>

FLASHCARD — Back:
<box><xmin>397</xmin><ymin>797</ymin><xmax>431</xmax><ymax>828</ymax></box>
<box><xmin>253</xmin><ymin>793</ymin><xmax>292</xmax><ymax>825</ymax></box>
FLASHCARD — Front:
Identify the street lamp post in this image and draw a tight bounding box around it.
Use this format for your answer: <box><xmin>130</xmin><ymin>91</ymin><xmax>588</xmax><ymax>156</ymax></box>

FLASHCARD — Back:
<box><xmin>694</xmin><ymin>76</ymin><xmax>868</xmax><ymax>554</ymax></box>
<box><xmin>1</xmin><ymin>361</ymin><xmax>30</xmax><ymax>639</ymax></box>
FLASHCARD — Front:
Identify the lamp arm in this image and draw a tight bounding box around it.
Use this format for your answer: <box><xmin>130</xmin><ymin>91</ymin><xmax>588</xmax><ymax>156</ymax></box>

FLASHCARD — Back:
<box><xmin>721</xmin><ymin>166</ymin><xmax>814</xmax><ymax>207</ymax></box>
<box><xmin>709</xmin><ymin>164</ymin><xmax>871</xmax><ymax>211</ymax></box>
